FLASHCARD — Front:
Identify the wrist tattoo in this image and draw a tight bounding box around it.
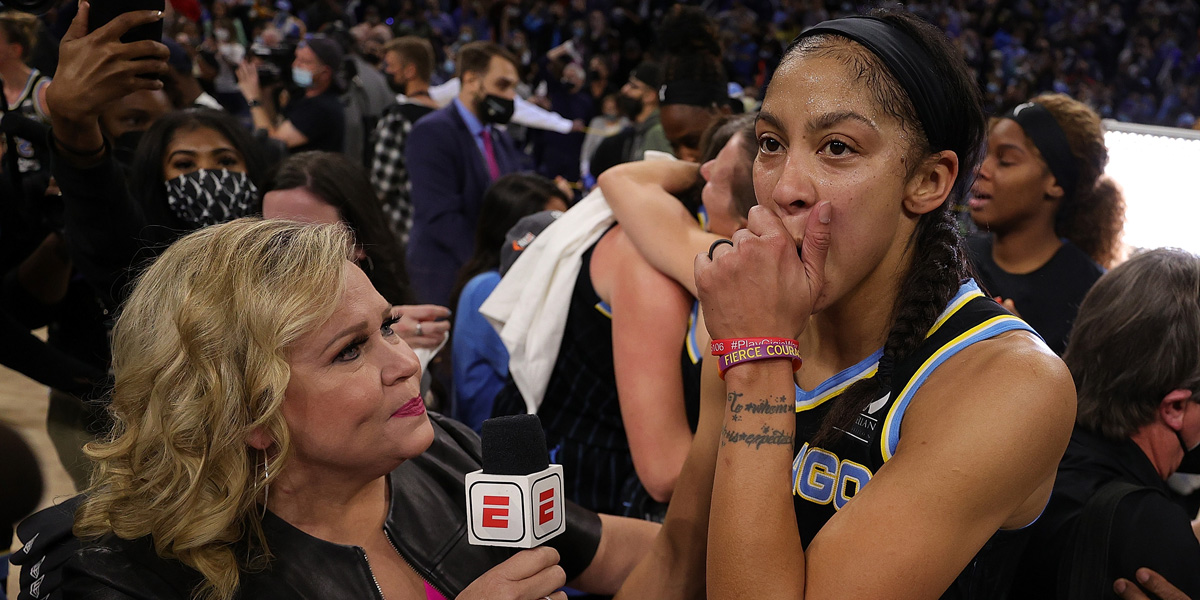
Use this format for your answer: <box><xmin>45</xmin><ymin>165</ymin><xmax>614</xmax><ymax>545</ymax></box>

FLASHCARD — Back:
<box><xmin>721</xmin><ymin>423</ymin><xmax>793</xmax><ymax>449</ymax></box>
<box><xmin>721</xmin><ymin>392</ymin><xmax>794</xmax><ymax>448</ymax></box>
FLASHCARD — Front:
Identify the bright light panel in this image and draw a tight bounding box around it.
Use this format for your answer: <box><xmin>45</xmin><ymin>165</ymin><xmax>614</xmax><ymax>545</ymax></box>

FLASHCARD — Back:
<box><xmin>1104</xmin><ymin>122</ymin><xmax>1200</xmax><ymax>257</ymax></box>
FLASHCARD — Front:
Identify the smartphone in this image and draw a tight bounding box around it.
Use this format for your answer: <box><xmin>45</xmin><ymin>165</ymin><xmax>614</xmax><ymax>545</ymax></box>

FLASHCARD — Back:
<box><xmin>87</xmin><ymin>0</ymin><xmax>165</xmax><ymax>44</ymax></box>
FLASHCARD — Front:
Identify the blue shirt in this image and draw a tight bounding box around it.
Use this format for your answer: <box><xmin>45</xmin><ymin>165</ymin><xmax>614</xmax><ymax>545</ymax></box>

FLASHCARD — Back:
<box><xmin>453</xmin><ymin>97</ymin><xmax>490</xmax><ymax>157</ymax></box>
<box><xmin>451</xmin><ymin>271</ymin><xmax>508</xmax><ymax>432</ymax></box>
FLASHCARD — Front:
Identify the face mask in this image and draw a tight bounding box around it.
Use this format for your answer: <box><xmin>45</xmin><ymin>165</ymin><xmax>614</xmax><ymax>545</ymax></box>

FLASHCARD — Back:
<box><xmin>292</xmin><ymin>67</ymin><xmax>314</xmax><ymax>88</ymax></box>
<box><xmin>459</xmin><ymin>33</ymin><xmax>473</xmax><ymax>43</ymax></box>
<box><xmin>478</xmin><ymin>94</ymin><xmax>515</xmax><ymax>125</ymax></box>
<box><xmin>589</xmin><ymin>68</ymin><xmax>603</xmax><ymax>81</ymax></box>
<box><xmin>616</xmin><ymin>94</ymin><xmax>643</xmax><ymax>119</ymax></box>
<box><xmin>443</xmin><ymin>59</ymin><xmax>455</xmax><ymax>74</ymax></box>
<box><xmin>215</xmin><ymin>28</ymin><xmax>231</xmax><ymax>42</ymax></box>
<box><xmin>164</xmin><ymin>169</ymin><xmax>259</xmax><ymax>228</ymax></box>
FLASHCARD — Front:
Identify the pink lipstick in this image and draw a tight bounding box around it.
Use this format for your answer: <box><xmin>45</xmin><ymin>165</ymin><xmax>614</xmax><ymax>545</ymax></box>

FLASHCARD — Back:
<box><xmin>392</xmin><ymin>396</ymin><xmax>426</xmax><ymax>418</ymax></box>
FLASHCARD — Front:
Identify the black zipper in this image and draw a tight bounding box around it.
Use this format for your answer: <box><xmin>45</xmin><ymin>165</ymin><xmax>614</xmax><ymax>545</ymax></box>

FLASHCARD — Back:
<box><xmin>384</xmin><ymin>527</ymin><xmax>452</xmax><ymax>598</ymax></box>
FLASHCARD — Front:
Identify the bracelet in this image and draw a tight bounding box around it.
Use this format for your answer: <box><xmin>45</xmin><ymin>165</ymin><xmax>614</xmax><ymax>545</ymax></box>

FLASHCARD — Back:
<box><xmin>711</xmin><ymin>338</ymin><xmax>803</xmax><ymax>380</ymax></box>
<box><xmin>710</xmin><ymin>337</ymin><xmax>797</xmax><ymax>356</ymax></box>
<box><xmin>50</xmin><ymin>131</ymin><xmax>106</xmax><ymax>158</ymax></box>
<box><xmin>248</xmin><ymin>99</ymin><xmax>263</xmax><ymax>108</ymax></box>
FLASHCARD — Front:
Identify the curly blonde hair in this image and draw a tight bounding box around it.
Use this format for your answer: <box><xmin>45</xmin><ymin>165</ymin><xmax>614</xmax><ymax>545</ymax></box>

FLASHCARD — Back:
<box><xmin>1031</xmin><ymin>93</ymin><xmax>1126</xmax><ymax>268</ymax></box>
<box><xmin>75</xmin><ymin>218</ymin><xmax>354</xmax><ymax>600</ymax></box>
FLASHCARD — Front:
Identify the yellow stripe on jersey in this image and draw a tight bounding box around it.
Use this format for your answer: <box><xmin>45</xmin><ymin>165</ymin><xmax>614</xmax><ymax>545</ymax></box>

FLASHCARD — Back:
<box><xmin>880</xmin><ymin>313</ymin><xmax>1030</xmax><ymax>461</ymax></box>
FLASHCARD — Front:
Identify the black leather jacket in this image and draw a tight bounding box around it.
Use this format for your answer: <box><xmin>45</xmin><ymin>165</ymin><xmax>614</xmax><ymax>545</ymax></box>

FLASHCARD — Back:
<box><xmin>14</xmin><ymin>412</ymin><xmax>603</xmax><ymax>599</ymax></box>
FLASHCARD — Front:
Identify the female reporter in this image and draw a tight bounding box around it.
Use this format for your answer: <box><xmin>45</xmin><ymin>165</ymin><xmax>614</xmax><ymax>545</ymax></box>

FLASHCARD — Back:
<box><xmin>58</xmin><ymin>219</ymin><xmax>653</xmax><ymax>600</ymax></box>
<box><xmin>967</xmin><ymin>93</ymin><xmax>1125</xmax><ymax>354</ymax></box>
<box><xmin>615</xmin><ymin>10</ymin><xmax>1075</xmax><ymax>600</ymax></box>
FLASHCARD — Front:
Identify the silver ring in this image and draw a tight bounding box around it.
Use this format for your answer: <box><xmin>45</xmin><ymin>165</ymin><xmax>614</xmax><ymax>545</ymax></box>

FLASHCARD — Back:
<box><xmin>415</xmin><ymin>322</ymin><xmax>423</xmax><ymax>336</ymax></box>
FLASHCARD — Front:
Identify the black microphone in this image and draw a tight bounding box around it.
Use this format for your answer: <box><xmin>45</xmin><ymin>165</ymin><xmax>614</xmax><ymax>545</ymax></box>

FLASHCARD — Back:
<box><xmin>466</xmin><ymin>414</ymin><xmax>566</xmax><ymax>547</ymax></box>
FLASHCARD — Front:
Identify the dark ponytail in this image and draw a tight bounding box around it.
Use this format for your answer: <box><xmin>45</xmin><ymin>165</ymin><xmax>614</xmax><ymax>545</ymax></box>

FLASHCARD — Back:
<box><xmin>793</xmin><ymin>10</ymin><xmax>984</xmax><ymax>447</ymax></box>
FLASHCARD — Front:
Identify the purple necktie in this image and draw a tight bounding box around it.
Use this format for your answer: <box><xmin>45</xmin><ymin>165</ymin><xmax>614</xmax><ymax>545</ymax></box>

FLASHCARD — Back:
<box><xmin>480</xmin><ymin>129</ymin><xmax>501</xmax><ymax>180</ymax></box>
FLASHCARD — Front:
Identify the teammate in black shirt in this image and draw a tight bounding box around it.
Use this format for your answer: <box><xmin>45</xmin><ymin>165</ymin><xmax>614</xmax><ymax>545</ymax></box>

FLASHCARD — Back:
<box><xmin>967</xmin><ymin>93</ymin><xmax>1125</xmax><ymax>354</ymax></box>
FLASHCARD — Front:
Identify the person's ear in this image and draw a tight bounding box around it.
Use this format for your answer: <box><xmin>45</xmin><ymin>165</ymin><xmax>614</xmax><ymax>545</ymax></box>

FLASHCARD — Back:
<box><xmin>1160</xmin><ymin>389</ymin><xmax>1194</xmax><ymax>432</ymax></box>
<box><xmin>1044</xmin><ymin>175</ymin><xmax>1065</xmax><ymax>201</ymax></box>
<box><xmin>461</xmin><ymin>69</ymin><xmax>479</xmax><ymax>89</ymax></box>
<box><xmin>246</xmin><ymin>426</ymin><xmax>274</xmax><ymax>451</ymax></box>
<box><xmin>903</xmin><ymin>150</ymin><xmax>959</xmax><ymax>215</ymax></box>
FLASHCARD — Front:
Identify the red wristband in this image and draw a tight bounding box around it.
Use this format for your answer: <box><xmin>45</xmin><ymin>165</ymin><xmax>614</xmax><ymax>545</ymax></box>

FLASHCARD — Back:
<box><xmin>711</xmin><ymin>338</ymin><xmax>803</xmax><ymax>380</ymax></box>
<box><xmin>710</xmin><ymin>337</ymin><xmax>797</xmax><ymax>356</ymax></box>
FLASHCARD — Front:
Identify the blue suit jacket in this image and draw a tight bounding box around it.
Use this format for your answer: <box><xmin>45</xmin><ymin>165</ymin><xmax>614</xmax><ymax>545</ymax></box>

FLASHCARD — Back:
<box><xmin>405</xmin><ymin>104</ymin><xmax>531</xmax><ymax>306</ymax></box>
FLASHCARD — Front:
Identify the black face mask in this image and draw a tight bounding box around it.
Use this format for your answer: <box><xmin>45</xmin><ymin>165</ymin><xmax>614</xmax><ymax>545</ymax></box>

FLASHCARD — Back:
<box><xmin>478</xmin><ymin>93</ymin><xmax>515</xmax><ymax>125</ymax></box>
<box><xmin>589</xmin><ymin>69</ymin><xmax>603</xmax><ymax>81</ymax></box>
<box><xmin>616</xmin><ymin>94</ymin><xmax>643</xmax><ymax>119</ymax></box>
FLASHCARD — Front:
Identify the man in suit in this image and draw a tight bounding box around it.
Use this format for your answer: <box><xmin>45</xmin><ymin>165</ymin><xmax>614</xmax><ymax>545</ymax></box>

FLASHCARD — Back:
<box><xmin>406</xmin><ymin>41</ymin><xmax>530</xmax><ymax>306</ymax></box>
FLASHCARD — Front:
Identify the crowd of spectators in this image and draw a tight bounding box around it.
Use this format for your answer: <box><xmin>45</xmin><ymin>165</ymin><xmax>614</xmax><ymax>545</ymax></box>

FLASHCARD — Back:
<box><xmin>129</xmin><ymin>0</ymin><xmax>1200</xmax><ymax>130</ymax></box>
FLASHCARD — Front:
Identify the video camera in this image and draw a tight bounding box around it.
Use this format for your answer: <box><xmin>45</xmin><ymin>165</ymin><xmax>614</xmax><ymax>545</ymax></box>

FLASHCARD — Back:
<box><xmin>250</xmin><ymin>41</ymin><xmax>297</xmax><ymax>88</ymax></box>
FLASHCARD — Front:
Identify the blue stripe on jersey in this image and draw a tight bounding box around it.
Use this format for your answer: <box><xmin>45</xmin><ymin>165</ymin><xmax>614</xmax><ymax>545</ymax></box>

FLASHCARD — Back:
<box><xmin>793</xmin><ymin>280</ymin><xmax>986</xmax><ymax>413</ymax></box>
<box><xmin>685</xmin><ymin>300</ymin><xmax>701</xmax><ymax>365</ymax></box>
<box><xmin>794</xmin><ymin>349</ymin><xmax>883</xmax><ymax>413</ymax></box>
<box><xmin>881</xmin><ymin>313</ymin><xmax>1039</xmax><ymax>461</ymax></box>
<box><xmin>594</xmin><ymin>301</ymin><xmax>613</xmax><ymax>319</ymax></box>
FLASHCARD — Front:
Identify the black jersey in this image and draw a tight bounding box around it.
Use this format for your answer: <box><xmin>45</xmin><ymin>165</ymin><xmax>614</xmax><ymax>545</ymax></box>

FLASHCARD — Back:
<box><xmin>791</xmin><ymin>279</ymin><xmax>1040</xmax><ymax>599</ymax></box>
<box><xmin>492</xmin><ymin>232</ymin><xmax>702</xmax><ymax>521</ymax></box>
<box><xmin>8</xmin><ymin>69</ymin><xmax>50</xmax><ymax>174</ymax></box>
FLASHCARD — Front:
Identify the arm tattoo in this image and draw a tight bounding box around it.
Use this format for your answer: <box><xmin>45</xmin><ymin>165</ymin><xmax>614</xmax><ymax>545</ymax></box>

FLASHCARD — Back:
<box><xmin>721</xmin><ymin>392</ymin><xmax>793</xmax><ymax>448</ymax></box>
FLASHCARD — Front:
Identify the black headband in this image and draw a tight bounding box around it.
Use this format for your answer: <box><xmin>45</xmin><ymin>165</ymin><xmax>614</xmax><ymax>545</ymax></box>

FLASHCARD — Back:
<box><xmin>794</xmin><ymin>16</ymin><xmax>950</xmax><ymax>153</ymax></box>
<box><xmin>1002</xmin><ymin>101</ymin><xmax>1079</xmax><ymax>200</ymax></box>
<box><xmin>660</xmin><ymin>80</ymin><xmax>728</xmax><ymax>108</ymax></box>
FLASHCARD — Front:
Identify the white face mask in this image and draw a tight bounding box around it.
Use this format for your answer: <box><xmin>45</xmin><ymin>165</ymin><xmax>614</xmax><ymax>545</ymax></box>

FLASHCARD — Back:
<box><xmin>292</xmin><ymin>67</ymin><xmax>314</xmax><ymax>88</ymax></box>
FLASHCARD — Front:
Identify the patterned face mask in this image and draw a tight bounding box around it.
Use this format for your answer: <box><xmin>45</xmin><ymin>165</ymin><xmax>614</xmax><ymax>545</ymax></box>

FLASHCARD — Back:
<box><xmin>163</xmin><ymin>169</ymin><xmax>259</xmax><ymax>228</ymax></box>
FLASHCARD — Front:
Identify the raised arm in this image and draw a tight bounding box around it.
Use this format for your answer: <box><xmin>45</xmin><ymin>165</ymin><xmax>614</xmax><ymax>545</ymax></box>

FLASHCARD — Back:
<box><xmin>597</xmin><ymin>161</ymin><xmax>719</xmax><ymax>296</ymax></box>
<box><xmin>601</xmin><ymin>228</ymin><xmax>695</xmax><ymax>502</ymax></box>
<box><xmin>612</xmin><ymin>346</ymin><xmax>725</xmax><ymax>600</ymax></box>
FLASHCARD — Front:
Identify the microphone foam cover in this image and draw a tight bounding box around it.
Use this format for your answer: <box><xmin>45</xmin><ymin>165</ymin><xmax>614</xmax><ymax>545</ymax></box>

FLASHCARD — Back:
<box><xmin>481</xmin><ymin>414</ymin><xmax>551</xmax><ymax>475</ymax></box>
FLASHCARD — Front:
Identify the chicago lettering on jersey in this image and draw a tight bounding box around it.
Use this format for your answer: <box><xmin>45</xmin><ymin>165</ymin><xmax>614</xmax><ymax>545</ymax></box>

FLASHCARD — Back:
<box><xmin>792</xmin><ymin>442</ymin><xmax>874</xmax><ymax>510</ymax></box>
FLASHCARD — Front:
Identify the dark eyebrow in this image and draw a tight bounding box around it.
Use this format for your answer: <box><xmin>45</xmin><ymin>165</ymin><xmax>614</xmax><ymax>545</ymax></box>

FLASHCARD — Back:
<box><xmin>995</xmin><ymin>143</ymin><xmax>1028</xmax><ymax>156</ymax></box>
<box><xmin>167</xmin><ymin>149</ymin><xmax>197</xmax><ymax>160</ymax></box>
<box><xmin>807</xmin><ymin>111</ymin><xmax>878</xmax><ymax>135</ymax></box>
<box><xmin>756</xmin><ymin>110</ymin><xmax>785</xmax><ymax>132</ymax></box>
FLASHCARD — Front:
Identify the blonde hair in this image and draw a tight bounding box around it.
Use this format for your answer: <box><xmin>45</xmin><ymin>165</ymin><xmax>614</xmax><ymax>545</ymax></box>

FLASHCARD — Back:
<box><xmin>75</xmin><ymin>218</ymin><xmax>354</xmax><ymax>600</ymax></box>
<box><xmin>0</xmin><ymin>11</ymin><xmax>40</xmax><ymax>60</ymax></box>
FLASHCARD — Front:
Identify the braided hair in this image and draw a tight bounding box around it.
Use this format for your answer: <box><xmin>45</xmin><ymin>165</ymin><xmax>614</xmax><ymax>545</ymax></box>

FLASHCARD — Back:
<box><xmin>658</xmin><ymin>5</ymin><xmax>727</xmax><ymax>101</ymax></box>
<box><xmin>794</xmin><ymin>11</ymin><xmax>986</xmax><ymax>446</ymax></box>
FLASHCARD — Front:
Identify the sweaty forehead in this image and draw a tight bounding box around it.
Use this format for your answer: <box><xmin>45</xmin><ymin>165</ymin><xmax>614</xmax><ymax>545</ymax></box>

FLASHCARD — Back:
<box><xmin>762</xmin><ymin>55</ymin><xmax>889</xmax><ymax>131</ymax></box>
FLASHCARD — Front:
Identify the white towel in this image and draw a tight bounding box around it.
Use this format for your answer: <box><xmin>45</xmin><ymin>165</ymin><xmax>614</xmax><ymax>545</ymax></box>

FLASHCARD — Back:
<box><xmin>479</xmin><ymin>190</ymin><xmax>614</xmax><ymax>414</ymax></box>
<box><xmin>479</xmin><ymin>151</ymin><xmax>676</xmax><ymax>414</ymax></box>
